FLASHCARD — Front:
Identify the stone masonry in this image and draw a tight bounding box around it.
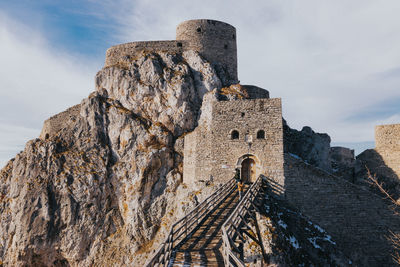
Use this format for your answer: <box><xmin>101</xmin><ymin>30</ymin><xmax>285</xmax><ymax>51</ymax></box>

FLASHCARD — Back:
<box><xmin>375</xmin><ymin>123</ymin><xmax>400</xmax><ymax>178</ymax></box>
<box><xmin>39</xmin><ymin>104</ymin><xmax>81</xmax><ymax>140</ymax></box>
<box><xmin>284</xmin><ymin>154</ymin><xmax>400</xmax><ymax>266</ymax></box>
<box><xmin>183</xmin><ymin>95</ymin><xmax>285</xmax><ymax>189</ymax></box>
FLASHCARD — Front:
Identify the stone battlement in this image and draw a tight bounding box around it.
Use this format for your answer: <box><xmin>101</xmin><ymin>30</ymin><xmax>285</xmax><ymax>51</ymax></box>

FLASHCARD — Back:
<box><xmin>105</xmin><ymin>19</ymin><xmax>238</xmax><ymax>84</ymax></box>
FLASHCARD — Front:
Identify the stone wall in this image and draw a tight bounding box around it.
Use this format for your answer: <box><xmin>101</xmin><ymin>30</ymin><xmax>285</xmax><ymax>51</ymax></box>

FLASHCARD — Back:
<box><xmin>284</xmin><ymin>153</ymin><xmax>400</xmax><ymax>266</ymax></box>
<box><xmin>40</xmin><ymin>104</ymin><xmax>81</xmax><ymax>139</ymax></box>
<box><xmin>176</xmin><ymin>19</ymin><xmax>238</xmax><ymax>83</ymax></box>
<box><xmin>105</xmin><ymin>40</ymin><xmax>189</xmax><ymax>67</ymax></box>
<box><xmin>375</xmin><ymin>124</ymin><xmax>400</xmax><ymax>178</ymax></box>
<box><xmin>184</xmin><ymin>97</ymin><xmax>284</xmax><ymax>188</ymax></box>
<box><xmin>329</xmin><ymin>146</ymin><xmax>355</xmax><ymax>179</ymax></box>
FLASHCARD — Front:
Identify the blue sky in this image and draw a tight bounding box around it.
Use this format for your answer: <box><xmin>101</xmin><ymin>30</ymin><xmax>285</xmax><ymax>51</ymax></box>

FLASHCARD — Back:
<box><xmin>0</xmin><ymin>0</ymin><xmax>116</xmax><ymax>61</ymax></box>
<box><xmin>1</xmin><ymin>0</ymin><xmax>400</xmax><ymax>167</ymax></box>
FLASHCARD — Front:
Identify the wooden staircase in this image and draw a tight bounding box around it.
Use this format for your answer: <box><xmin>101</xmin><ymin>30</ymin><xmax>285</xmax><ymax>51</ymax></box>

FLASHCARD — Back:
<box><xmin>169</xmin><ymin>187</ymin><xmax>240</xmax><ymax>266</ymax></box>
<box><xmin>145</xmin><ymin>176</ymin><xmax>266</xmax><ymax>267</ymax></box>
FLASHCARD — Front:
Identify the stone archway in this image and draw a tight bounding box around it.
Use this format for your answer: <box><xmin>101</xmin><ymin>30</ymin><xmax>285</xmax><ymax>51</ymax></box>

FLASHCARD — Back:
<box><xmin>236</xmin><ymin>154</ymin><xmax>260</xmax><ymax>183</ymax></box>
<box><xmin>241</xmin><ymin>158</ymin><xmax>256</xmax><ymax>183</ymax></box>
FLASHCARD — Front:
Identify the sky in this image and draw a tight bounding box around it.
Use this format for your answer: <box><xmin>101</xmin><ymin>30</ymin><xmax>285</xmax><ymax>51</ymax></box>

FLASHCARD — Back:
<box><xmin>1</xmin><ymin>0</ymin><xmax>400</xmax><ymax>167</ymax></box>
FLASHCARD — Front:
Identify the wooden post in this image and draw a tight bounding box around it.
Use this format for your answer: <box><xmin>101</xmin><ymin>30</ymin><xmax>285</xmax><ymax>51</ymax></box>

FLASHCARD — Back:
<box><xmin>253</xmin><ymin>211</ymin><xmax>269</xmax><ymax>264</ymax></box>
<box><xmin>185</xmin><ymin>217</ymin><xmax>188</xmax><ymax>236</ymax></box>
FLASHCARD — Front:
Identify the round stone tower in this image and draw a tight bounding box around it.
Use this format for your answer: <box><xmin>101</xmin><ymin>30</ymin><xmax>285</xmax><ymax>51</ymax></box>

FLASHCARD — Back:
<box><xmin>176</xmin><ymin>19</ymin><xmax>238</xmax><ymax>84</ymax></box>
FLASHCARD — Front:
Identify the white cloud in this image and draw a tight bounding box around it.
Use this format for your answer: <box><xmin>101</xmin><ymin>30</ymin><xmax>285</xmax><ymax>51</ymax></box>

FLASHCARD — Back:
<box><xmin>0</xmin><ymin>13</ymin><xmax>97</xmax><ymax>166</ymax></box>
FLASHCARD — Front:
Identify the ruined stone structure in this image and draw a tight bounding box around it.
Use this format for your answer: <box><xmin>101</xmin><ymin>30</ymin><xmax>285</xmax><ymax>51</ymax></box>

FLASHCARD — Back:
<box><xmin>375</xmin><ymin>123</ymin><xmax>400</xmax><ymax>178</ymax></box>
<box><xmin>105</xmin><ymin>19</ymin><xmax>238</xmax><ymax>85</ymax></box>
<box><xmin>39</xmin><ymin>104</ymin><xmax>81</xmax><ymax>140</ymax></box>
<box><xmin>32</xmin><ymin>19</ymin><xmax>400</xmax><ymax>266</ymax></box>
<box><xmin>329</xmin><ymin>146</ymin><xmax>355</xmax><ymax>178</ymax></box>
<box><xmin>183</xmin><ymin>96</ymin><xmax>285</xmax><ymax>188</ymax></box>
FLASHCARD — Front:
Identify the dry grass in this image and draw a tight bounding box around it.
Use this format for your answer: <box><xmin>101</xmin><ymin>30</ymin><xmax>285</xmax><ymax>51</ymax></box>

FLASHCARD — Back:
<box><xmin>367</xmin><ymin>167</ymin><xmax>400</xmax><ymax>265</ymax></box>
<box><xmin>220</xmin><ymin>84</ymin><xmax>249</xmax><ymax>99</ymax></box>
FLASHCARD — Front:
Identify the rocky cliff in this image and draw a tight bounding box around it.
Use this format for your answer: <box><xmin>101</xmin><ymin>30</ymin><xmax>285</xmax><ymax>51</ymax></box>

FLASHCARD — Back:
<box><xmin>0</xmin><ymin>51</ymin><xmax>225</xmax><ymax>266</ymax></box>
<box><xmin>283</xmin><ymin>120</ymin><xmax>332</xmax><ymax>171</ymax></box>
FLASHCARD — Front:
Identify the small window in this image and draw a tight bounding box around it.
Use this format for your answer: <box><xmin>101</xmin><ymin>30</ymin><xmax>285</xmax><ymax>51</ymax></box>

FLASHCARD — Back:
<box><xmin>231</xmin><ymin>130</ymin><xmax>239</xmax><ymax>140</ymax></box>
<box><xmin>241</xmin><ymin>112</ymin><xmax>245</xmax><ymax>117</ymax></box>
<box><xmin>232</xmin><ymin>34</ymin><xmax>236</xmax><ymax>40</ymax></box>
<box><xmin>257</xmin><ymin>130</ymin><xmax>265</xmax><ymax>139</ymax></box>
<box><xmin>177</xmin><ymin>42</ymin><xmax>182</xmax><ymax>47</ymax></box>
<box><xmin>197</xmin><ymin>27</ymin><xmax>202</xmax><ymax>33</ymax></box>
<box><xmin>224</xmin><ymin>44</ymin><xmax>228</xmax><ymax>49</ymax></box>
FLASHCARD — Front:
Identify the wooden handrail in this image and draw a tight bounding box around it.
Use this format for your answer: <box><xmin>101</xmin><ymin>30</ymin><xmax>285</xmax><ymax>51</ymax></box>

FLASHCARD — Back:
<box><xmin>221</xmin><ymin>175</ymin><xmax>265</xmax><ymax>267</ymax></box>
<box><xmin>145</xmin><ymin>178</ymin><xmax>237</xmax><ymax>267</ymax></box>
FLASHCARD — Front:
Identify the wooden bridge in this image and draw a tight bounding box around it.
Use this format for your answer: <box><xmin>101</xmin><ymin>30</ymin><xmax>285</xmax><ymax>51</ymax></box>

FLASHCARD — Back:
<box><xmin>145</xmin><ymin>176</ymin><xmax>267</xmax><ymax>267</ymax></box>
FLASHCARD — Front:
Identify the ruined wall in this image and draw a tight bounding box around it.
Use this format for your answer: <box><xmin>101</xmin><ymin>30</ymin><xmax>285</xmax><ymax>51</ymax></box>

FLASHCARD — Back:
<box><xmin>375</xmin><ymin>124</ymin><xmax>400</xmax><ymax>178</ymax></box>
<box><xmin>105</xmin><ymin>41</ymin><xmax>190</xmax><ymax>67</ymax></box>
<box><xmin>40</xmin><ymin>104</ymin><xmax>81</xmax><ymax>139</ymax></box>
<box><xmin>184</xmin><ymin>98</ymin><xmax>284</xmax><ymax>188</ymax></box>
<box><xmin>284</xmin><ymin>153</ymin><xmax>400</xmax><ymax>266</ymax></box>
<box><xmin>329</xmin><ymin>146</ymin><xmax>355</xmax><ymax>179</ymax></box>
<box><xmin>176</xmin><ymin>19</ymin><xmax>238</xmax><ymax>83</ymax></box>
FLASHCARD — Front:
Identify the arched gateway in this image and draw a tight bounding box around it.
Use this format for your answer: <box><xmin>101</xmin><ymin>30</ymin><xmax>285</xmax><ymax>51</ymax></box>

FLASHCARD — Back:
<box><xmin>236</xmin><ymin>154</ymin><xmax>260</xmax><ymax>183</ymax></box>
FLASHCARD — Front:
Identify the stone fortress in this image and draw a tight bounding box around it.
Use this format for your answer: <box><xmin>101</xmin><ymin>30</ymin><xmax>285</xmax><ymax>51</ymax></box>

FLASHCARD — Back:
<box><xmin>102</xmin><ymin>18</ymin><xmax>400</xmax><ymax>195</ymax></box>
<box><xmin>39</xmin><ymin>19</ymin><xmax>400</xmax><ymax>265</ymax></box>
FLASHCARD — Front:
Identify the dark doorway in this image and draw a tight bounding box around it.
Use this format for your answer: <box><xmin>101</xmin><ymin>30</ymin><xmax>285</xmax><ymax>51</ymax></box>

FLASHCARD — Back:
<box><xmin>241</xmin><ymin>158</ymin><xmax>256</xmax><ymax>183</ymax></box>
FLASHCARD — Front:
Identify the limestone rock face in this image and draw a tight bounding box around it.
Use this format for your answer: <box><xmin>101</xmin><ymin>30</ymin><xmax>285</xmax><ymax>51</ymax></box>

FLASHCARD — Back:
<box><xmin>0</xmin><ymin>51</ymin><xmax>223</xmax><ymax>266</ymax></box>
<box><xmin>283</xmin><ymin>121</ymin><xmax>331</xmax><ymax>171</ymax></box>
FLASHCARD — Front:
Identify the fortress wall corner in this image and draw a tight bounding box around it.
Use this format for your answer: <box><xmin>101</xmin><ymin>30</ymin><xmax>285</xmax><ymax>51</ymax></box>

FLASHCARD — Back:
<box><xmin>183</xmin><ymin>130</ymin><xmax>199</xmax><ymax>185</ymax></box>
<box><xmin>375</xmin><ymin>124</ymin><xmax>400</xmax><ymax>177</ymax></box>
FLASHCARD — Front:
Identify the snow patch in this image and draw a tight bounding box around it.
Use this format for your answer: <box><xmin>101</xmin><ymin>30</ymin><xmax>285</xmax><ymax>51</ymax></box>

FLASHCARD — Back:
<box><xmin>289</xmin><ymin>153</ymin><xmax>301</xmax><ymax>160</ymax></box>
<box><xmin>289</xmin><ymin>236</ymin><xmax>300</xmax><ymax>249</ymax></box>
<box><xmin>307</xmin><ymin>237</ymin><xmax>321</xmax><ymax>249</ymax></box>
<box><xmin>314</xmin><ymin>224</ymin><xmax>325</xmax><ymax>233</ymax></box>
<box><xmin>323</xmin><ymin>235</ymin><xmax>336</xmax><ymax>245</ymax></box>
<box><xmin>278</xmin><ymin>220</ymin><xmax>287</xmax><ymax>229</ymax></box>
<box><xmin>264</xmin><ymin>204</ymin><xmax>270</xmax><ymax>213</ymax></box>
